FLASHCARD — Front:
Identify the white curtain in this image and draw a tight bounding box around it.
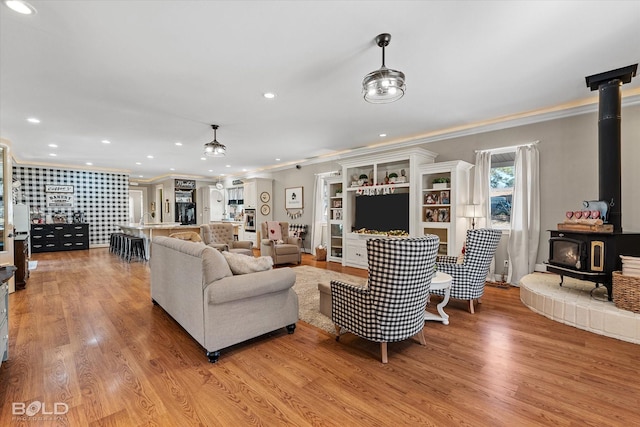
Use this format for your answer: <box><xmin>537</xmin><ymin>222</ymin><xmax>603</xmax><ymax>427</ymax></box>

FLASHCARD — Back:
<box><xmin>473</xmin><ymin>151</ymin><xmax>492</xmax><ymax>228</ymax></box>
<box><xmin>473</xmin><ymin>151</ymin><xmax>494</xmax><ymax>279</ymax></box>
<box><xmin>310</xmin><ymin>174</ymin><xmax>326</xmax><ymax>251</ymax></box>
<box><xmin>507</xmin><ymin>144</ymin><xmax>540</xmax><ymax>285</ymax></box>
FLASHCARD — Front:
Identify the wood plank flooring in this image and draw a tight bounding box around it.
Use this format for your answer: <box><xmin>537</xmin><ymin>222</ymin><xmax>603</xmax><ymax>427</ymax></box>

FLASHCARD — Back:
<box><xmin>1</xmin><ymin>248</ymin><xmax>639</xmax><ymax>426</ymax></box>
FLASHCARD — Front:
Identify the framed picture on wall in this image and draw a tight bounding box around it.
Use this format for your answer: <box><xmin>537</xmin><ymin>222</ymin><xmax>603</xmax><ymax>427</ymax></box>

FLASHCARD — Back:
<box><xmin>285</xmin><ymin>186</ymin><xmax>303</xmax><ymax>209</ymax></box>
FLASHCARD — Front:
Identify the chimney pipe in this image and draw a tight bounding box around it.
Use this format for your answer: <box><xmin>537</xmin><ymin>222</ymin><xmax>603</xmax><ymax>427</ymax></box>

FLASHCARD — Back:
<box><xmin>585</xmin><ymin>64</ymin><xmax>637</xmax><ymax>232</ymax></box>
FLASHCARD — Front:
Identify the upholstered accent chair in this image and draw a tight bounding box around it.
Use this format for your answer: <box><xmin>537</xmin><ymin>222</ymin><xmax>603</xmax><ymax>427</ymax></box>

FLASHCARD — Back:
<box><xmin>431</xmin><ymin>228</ymin><xmax>502</xmax><ymax>314</ymax></box>
<box><xmin>330</xmin><ymin>236</ymin><xmax>440</xmax><ymax>363</ymax></box>
<box><xmin>260</xmin><ymin>221</ymin><xmax>302</xmax><ymax>265</ymax></box>
<box><xmin>200</xmin><ymin>223</ymin><xmax>254</xmax><ymax>256</ymax></box>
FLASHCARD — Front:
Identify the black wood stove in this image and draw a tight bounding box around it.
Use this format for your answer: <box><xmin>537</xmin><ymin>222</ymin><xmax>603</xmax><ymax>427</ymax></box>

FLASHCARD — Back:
<box><xmin>547</xmin><ymin>64</ymin><xmax>640</xmax><ymax>301</ymax></box>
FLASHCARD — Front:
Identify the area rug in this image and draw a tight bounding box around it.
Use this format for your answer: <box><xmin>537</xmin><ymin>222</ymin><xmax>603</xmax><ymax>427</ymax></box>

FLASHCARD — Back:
<box><xmin>291</xmin><ymin>265</ymin><xmax>367</xmax><ymax>333</ymax></box>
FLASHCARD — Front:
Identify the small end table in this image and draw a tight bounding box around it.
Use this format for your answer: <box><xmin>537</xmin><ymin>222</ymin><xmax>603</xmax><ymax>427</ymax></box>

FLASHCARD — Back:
<box><xmin>425</xmin><ymin>271</ymin><xmax>452</xmax><ymax>325</ymax></box>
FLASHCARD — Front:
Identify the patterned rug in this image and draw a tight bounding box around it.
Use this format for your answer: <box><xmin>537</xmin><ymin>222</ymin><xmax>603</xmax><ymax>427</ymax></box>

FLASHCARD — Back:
<box><xmin>291</xmin><ymin>265</ymin><xmax>367</xmax><ymax>333</ymax></box>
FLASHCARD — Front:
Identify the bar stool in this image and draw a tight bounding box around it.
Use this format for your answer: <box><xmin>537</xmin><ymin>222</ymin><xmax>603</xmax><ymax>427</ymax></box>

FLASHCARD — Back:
<box><xmin>110</xmin><ymin>232</ymin><xmax>124</xmax><ymax>254</ymax></box>
<box><xmin>128</xmin><ymin>237</ymin><xmax>146</xmax><ymax>262</ymax></box>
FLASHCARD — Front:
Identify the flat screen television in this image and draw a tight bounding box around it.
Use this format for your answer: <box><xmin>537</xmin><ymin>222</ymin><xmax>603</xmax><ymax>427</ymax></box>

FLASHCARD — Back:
<box><xmin>354</xmin><ymin>192</ymin><xmax>409</xmax><ymax>233</ymax></box>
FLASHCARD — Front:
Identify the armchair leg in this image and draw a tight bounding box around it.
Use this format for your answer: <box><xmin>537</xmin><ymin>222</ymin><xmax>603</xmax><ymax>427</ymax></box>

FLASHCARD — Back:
<box><xmin>380</xmin><ymin>343</ymin><xmax>388</xmax><ymax>364</ymax></box>
<box><xmin>469</xmin><ymin>300</ymin><xmax>475</xmax><ymax>314</ymax></box>
<box><xmin>334</xmin><ymin>324</ymin><xmax>341</xmax><ymax>341</ymax></box>
<box><xmin>414</xmin><ymin>330</ymin><xmax>426</xmax><ymax>346</ymax></box>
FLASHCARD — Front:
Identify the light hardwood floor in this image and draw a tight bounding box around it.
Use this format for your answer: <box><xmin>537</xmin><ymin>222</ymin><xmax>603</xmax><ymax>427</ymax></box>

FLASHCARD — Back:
<box><xmin>1</xmin><ymin>248</ymin><xmax>638</xmax><ymax>426</ymax></box>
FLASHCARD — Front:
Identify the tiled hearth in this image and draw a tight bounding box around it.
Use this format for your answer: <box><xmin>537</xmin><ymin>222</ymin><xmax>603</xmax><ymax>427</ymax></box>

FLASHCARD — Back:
<box><xmin>520</xmin><ymin>272</ymin><xmax>640</xmax><ymax>344</ymax></box>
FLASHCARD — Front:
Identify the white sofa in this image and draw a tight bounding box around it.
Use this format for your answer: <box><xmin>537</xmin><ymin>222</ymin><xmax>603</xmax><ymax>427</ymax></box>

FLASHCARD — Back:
<box><xmin>150</xmin><ymin>236</ymin><xmax>298</xmax><ymax>362</ymax></box>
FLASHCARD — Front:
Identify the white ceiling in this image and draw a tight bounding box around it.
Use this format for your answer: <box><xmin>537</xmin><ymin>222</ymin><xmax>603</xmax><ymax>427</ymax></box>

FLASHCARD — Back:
<box><xmin>1</xmin><ymin>1</ymin><xmax>639</xmax><ymax>182</ymax></box>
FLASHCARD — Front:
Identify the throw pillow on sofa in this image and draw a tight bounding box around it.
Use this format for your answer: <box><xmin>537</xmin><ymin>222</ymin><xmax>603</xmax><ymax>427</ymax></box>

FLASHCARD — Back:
<box><xmin>222</xmin><ymin>251</ymin><xmax>274</xmax><ymax>275</ymax></box>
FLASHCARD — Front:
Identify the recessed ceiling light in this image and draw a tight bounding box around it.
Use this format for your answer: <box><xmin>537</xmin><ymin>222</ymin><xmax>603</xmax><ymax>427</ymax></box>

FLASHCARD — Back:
<box><xmin>200</xmin><ymin>157</ymin><xmax>206</xmax><ymax>161</ymax></box>
<box><xmin>275</xmin><ymin>158</ymin><xmax>281</xmax><ymax>161</ymax></box>
<box><xmin>242</xmin><ymin>169</ymin><xmax>247</xmax><ymax>172</ymax></box>
<box><xmin>263</xmin><ymin>92</ymin><xmax>276</xmax><ymax>99</ymax></box>
<box><xmin>146</xmin><ymin>155</ymin><xmax>154</xmax><ymax>159</ymax></box>
<box><xmin>139</xmin><ymin>175</ymin><xmax>144</xmax><ymax>178</ymax></box>
<box><xmin>225</xmin><ymin>164</ymin><xmax>231</xmax><ymax>168</ymax></box>
<box><xmin>4</xmin><ymin>1</ymin><xmax>37</xmax><ymax>15</ymax></box>
<box><xmin>49</xmin><ymin>153</ymin><xmax>57</xmax><ymax>157</ymax></box>
<box><xmin>169</xmin><ymin>168</ymin><xmax>175</xmax><ymax>171</ymax></box>
<box><xmin>175</xmin><ymin>142</ymin><xmax>182</xmax><ymax>146</ymax></box>
<box><xmin>208</xmin><ymin>169</ymin><xmax>213</xmax><ymax>172</ymax></box>
<box><xmin>86</xmin><ymin>162</ymin><xmax>93</xmax><ymax>166</ymax></box>
<box><xmin>48</xmin><ymin>143</ymin><xmax>58</xmax><ymax>148</ymax></box>
<box><xmin>27</xmin><ymin>117</ymin><xmax>40</xmax><ymax>124</ymax></box>
<box><xmin>101</xmin><ymin>140</ymin><xmax>111</xmax><ymax>144</ymax></box>
<box><xmin>379</xmin><ymin>133</ymin><xmax>387</xmax><ymax>137</ymax></box>
<box><xmin>135</xmin><ymin>162</ymin><xmax>142</xmax><ymax>165</ymax></box>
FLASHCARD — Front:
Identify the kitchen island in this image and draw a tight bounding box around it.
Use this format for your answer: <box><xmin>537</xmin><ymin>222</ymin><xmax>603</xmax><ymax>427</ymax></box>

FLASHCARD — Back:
<box><xmin>119</xmin><ymin>223</ymin><xmax>201</xmax><ymax>259</ymax></box>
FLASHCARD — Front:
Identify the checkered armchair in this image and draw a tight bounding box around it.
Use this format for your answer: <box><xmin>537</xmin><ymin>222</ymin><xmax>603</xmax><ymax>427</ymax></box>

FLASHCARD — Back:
<box><xmin>330</xmin><ymin>236</ymin><xmax>440</xmax><ymax>363</ymax></box>
<box><xmin>431</xmin><ymin>228</ymin><xmax>502</xmax><ymax>314</ymax></box>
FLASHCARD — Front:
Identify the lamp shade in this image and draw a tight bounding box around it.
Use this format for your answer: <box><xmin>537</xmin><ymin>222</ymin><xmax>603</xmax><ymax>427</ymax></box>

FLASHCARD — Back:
<box><xmin>463</xmin><ymin>204</ymin><xmax>481</xmax><ymax>219</ymax></box>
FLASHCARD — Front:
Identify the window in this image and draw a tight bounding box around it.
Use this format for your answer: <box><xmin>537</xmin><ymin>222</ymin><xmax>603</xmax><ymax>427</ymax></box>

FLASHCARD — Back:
<box><xmin>489</xmin><ymin>151</ymin><xmax>515</xmax><ymax>230</ymax></box>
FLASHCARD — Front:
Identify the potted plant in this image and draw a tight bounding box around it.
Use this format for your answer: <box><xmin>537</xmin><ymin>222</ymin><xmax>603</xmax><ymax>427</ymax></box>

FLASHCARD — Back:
<box><xmin>432</xmin><ymin>177</ymin><xmax>450</xmax><ymax>189</ymax></box>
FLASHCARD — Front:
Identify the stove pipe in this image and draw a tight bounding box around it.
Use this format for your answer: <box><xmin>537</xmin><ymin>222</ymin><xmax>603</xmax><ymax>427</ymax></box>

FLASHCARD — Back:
<box><xmin>585</xmin><ymin>64</ymin><xmax>637</xmax><ymax>232</ymax></box>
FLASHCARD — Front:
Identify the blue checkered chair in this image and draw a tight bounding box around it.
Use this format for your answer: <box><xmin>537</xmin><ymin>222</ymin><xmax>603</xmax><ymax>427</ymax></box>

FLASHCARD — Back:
<box><xmin>330</xmin><ymin>236</ymin><xmax>440</xmax><ymax>363</ymax></box>
<box><xmin>431</xmin><ymin>228</ymin><xmax>502</xmax><ymax>314</ymax></box>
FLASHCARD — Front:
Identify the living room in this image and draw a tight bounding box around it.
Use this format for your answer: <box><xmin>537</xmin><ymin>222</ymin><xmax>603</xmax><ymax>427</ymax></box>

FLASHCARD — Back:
<box><xmin>1</xmin><ymin>1</ymin><xmax>640</xmax><ymax>425</ymax></box>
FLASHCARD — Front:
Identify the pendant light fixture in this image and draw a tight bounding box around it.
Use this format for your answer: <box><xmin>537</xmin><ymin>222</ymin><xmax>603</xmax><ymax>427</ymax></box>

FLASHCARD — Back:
<box><xmin>203</xmin><ymin>124</ymin><xmax>226</xmax><ymax>157</ymax></box>
<box><xmin>362</xmin><ymin>33</ymin><xmax>406</xmax><ymax>104</ymax></box>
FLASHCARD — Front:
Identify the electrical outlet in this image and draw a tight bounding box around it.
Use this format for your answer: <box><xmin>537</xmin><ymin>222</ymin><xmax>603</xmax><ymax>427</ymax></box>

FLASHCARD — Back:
<box><xmin>503</xmin><ymin>260</ymin><xmax>509</xmax><ymax>268</ymax></box>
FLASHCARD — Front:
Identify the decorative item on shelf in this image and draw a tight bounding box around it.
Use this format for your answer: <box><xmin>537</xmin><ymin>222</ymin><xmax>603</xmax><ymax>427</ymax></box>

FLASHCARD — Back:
<box><xmin>353</xmin><ymin>228</ymin><xmax>408</xmax><ymax>237</ymax></box>
<box><xmin>356</xmin><ymin>186</ymin><xmax>395</xmax><ymax>196</ymax></box>
<box><xmin>358</xmin><ymin>174</ymin><xmax>368</xmax><ymax>186</ymax></box>
<box><xmin>432</xmin><ymin>177</ymin><xmax>450</xmax><ymax>190</ymax></box>
<box><xmin>425</xmin><ymin>192</ymin><xmax>439</xmax><ymax>205</ymax></box>
<box><xmin>424</xmin><ymin>207</ymin><xmax>437</xmax><ymax>222</ymax></box>
<box><xmin>440</xmin><ymin>191</ymin><xmax>450</xmax><ymax>204</ymax></box>
<box><xmin>438</xmin><ymin>208</ymin><xmax>450</xmax><ymax>222</ymax></box>
<box><xmin>388</xmin><ymin>172</ymin><xmax>398</xmax><ymax>183</ymax></box>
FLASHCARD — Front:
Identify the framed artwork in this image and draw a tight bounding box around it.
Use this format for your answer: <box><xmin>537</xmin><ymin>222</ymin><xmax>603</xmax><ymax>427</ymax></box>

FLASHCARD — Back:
<box><xmin>440</xmin><ymin>190</ymin><xmax>450</xmax><ymax>204</ymax></box>
<box><xmin>438</xmin><ymin>207</ymin><xmax>450</xmax><ymax>222</ymax></box>
<box><xmin>285</xmin><ymin>186</ymin><xmax>303</xmax><ymax>209</ymax></box>
<box><xmin>424</xmin><ymin>207</ymin><xmax>437</xmax><ymax>222</ymax></box>
<box><xmin>425</xmin><ymin>192</ymin><xmax>439</xmax><ymax>205</ymax></box>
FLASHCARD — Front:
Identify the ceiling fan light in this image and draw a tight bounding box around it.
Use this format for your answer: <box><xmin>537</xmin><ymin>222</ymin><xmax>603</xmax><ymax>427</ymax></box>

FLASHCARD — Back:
<box><xmin>362</xmin><ymin>33</ymin><xmax>406</xmax><ymax>104</ymax></box>
<box><xmin>204</xmin><ymin>124</ymin><xmax>227</xmax><ymax>157</ymax></box>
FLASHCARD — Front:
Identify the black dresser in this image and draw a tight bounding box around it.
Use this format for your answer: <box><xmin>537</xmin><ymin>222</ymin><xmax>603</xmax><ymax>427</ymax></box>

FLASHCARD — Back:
<box><xmin>31</xmin><ymin>223</ymin><xmax>90</xmax><ymax>253</ymax></box>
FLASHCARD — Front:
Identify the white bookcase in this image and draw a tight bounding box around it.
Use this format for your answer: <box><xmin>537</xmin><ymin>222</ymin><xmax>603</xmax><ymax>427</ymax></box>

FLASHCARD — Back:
<box><xmin>419</xmin><ymin>160</ymin><xmax>473</xmax><ymax>256</ymax></box>
<box><xmin>326</xmin><ymin>176</ymin><xmax>344</xmax><ymax>262</ymax></box>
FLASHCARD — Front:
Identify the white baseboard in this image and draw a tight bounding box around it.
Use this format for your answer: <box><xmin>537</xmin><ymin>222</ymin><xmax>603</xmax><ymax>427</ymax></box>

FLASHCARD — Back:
<box><xmin>534</xmin><ymin>263</ymin><xmax>548</xmax><ymax>272</ymax></box>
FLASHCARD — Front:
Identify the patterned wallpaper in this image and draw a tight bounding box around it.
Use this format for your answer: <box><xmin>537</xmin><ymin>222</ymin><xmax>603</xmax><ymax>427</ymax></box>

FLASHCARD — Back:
<box><xmin>13</xmin><ymin>166</ymin><xmax>129</xmax><ymax>247</ymax></box>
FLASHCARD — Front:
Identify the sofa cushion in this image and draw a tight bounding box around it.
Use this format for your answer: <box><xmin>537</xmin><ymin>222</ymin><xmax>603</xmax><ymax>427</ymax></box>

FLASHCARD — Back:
<box><xmin>201</xmin><ymin>244</ymin><xmax>233</xmax><ymax>284</ymax></box>
<box><xmin>169</xmin><ymin>231</ymin><xmax>202</xmax><ymax>242</ymax></box>
<box><xmin>222</xmin><ymin>251</ymin><xmax>273</xmax><ymax>275</ymax></box>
